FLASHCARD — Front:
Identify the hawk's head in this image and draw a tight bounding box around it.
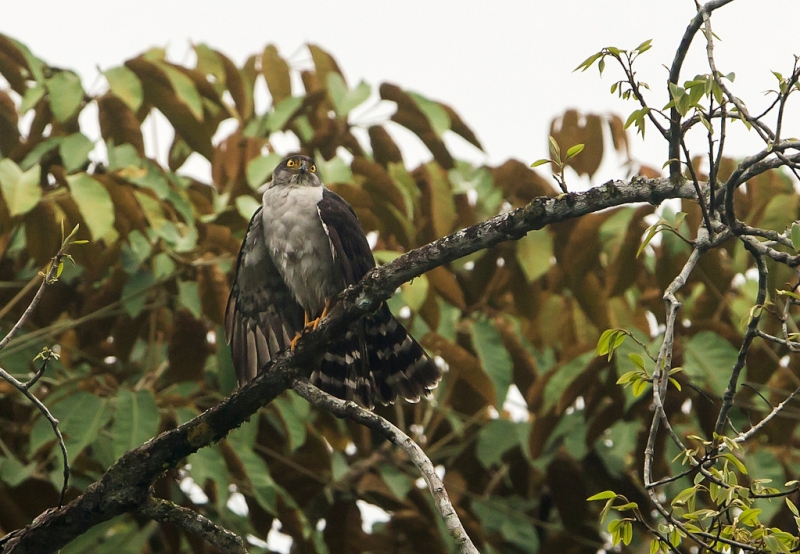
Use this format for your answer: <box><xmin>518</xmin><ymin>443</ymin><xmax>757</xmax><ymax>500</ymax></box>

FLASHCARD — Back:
<box><xmin>271</xmin><ymin>155</ymin><xmax>321</xmax><ymax>188</ymax></box>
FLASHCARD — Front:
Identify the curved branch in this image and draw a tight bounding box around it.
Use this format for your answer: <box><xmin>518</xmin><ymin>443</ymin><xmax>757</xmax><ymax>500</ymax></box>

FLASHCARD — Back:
<box><xmin>292</xmin><ymin>380</ymin><xmax>479</xmax><ymax>554</ymax></box>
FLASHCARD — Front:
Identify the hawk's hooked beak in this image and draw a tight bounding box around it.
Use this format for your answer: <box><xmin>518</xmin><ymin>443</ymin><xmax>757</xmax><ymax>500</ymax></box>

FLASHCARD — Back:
<box><xmin>298</xmin><ymin>160</ymin><xmax>308</xmax><ymax>174</ymax></box>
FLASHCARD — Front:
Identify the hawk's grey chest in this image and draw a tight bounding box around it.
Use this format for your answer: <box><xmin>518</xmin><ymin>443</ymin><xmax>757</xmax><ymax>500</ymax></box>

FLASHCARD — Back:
<box><xmin>260</xmin><ymin>184</ymin><xmax>342</xmax><ymax>315</ymax></box>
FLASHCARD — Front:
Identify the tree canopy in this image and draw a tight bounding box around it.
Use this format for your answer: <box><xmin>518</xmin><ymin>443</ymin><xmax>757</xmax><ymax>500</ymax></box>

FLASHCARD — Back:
<box><xmin>1</xmin><ymin>1</ymin><xmax>800</xmax><ymax>553</ymax></box>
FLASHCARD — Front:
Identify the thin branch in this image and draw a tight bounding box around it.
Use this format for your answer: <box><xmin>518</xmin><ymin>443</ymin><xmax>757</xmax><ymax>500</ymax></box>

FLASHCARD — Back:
<box><xmin>667</xmin><ymin>0</ymin><xmax>735</xmax><ymax>179</ymax></box>
<box><xmin>713</xmin><ymin>242</ymin><xmax>767</xmax><ymax>436</ymax></box>
<box><xmin>138</xmin><ymin>497</ymin><xmax>248</xmax><ymax>554</ymax></box>
<box><xmin>293</xmin><ymin>379</ymin><xmax>479</xmax><ymax>554</ymax></box>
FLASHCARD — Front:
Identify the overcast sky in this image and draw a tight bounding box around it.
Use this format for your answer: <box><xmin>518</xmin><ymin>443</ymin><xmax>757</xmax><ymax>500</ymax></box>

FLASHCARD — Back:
<box><xmin>5</xmin><ymin>0</ymin><xmax>799</xmax><ymax>183</ymax></box>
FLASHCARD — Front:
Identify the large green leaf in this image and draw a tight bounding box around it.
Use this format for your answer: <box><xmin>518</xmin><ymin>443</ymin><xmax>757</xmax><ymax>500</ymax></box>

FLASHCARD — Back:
<box><xmin>409</xmin><ymin>91</ymin><xmax>450</xmax><ymax>136</ymax></box>
<box><xmin>273</xmin><ymin>390</ymin><xmax>310</xmax><ymax>452</ymax></box>
<box><xmin>59</xmin><ymin>133</ymin><xmax>94</xmax><ymax>173</ymax></box>
<box><xmin>684</xmin><ymin>331</ymin><xmax>739</xmax><ymax>392</ymax></box>
<box><xmin>46</xmin><ymin>70</ymin><xmax>84</xmax><ymax>122</ymax></box>
<box><xmin>66</xmin><ymin>173</ymin><xmax>116</xmax><ymax>241</ymax></box>
<box><xmin>111</xmin><ymin>389</ymin><xmax>159</xmax><ymax>459</ymax></box>
<box><xmin>103</xmin><ymin>65</ymin><xmax>144</xmax><ymax>111</ymax></box>
<box><xmin>157</xmin><ymin>63</ymin><xmax>203</xmax><ymax>121</ymax></box>
<box><xmin>0</xmin><ymin>158</ymin><xmax>41</xmax><ymax>216</ymax></box>
<box><xmin>30</xmin><ymin>390</ymin><xmax>110</xmax><ymax>463</ymax></box>
<box><xmin>471</xmin><ymin>318</ymin><xmax>513</xmax><ymax>407</ymax></box>
<box><xmin>327</xmin><ymin>73</ymin><xmax>371</xmax><ymax>118</ymax></box>
<box><xmin>476</xmin><ymin>419</ymin><xmax>525</xmax><ymax>468</ymax></box>
<box><xmin>516</xmin><ymin>229</ymin><xmax>553</xmax><ymax>282</ymax></box>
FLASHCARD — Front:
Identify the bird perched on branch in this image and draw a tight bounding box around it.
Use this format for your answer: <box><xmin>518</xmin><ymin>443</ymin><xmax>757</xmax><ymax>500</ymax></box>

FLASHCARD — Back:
<box><xmin>225</xmin><ymin>154</ymin><xmax>441</xmax><ymax>408</ymax></box>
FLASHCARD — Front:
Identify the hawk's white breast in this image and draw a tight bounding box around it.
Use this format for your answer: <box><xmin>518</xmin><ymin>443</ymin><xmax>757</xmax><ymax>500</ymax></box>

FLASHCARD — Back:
<box><xmin>260</xmin><ymin>184</ymin><xmax>342</xmax><ymax>315</ymax></box>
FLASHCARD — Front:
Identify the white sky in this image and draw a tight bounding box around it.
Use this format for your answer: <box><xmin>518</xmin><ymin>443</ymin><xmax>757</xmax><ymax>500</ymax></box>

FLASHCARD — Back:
<box><xmin>5</xmin><ymin>0</ymin><xmax>799</xmax><ymax>183</ymax></box>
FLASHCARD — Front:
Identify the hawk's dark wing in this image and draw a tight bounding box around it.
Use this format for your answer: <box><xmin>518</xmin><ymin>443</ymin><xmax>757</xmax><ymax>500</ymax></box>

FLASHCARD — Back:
<box><xmin>315</xmin><ymin>189</ymin><xmax>441</xmax><ymax>407</ymax></box>
<box><xmin>225</xmin><ymin>207</ymin><xmax>305</xmax><ymax>385</ymax></box>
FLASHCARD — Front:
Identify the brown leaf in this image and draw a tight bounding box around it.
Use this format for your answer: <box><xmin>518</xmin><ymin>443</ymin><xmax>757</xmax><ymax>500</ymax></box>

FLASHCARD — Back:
<box><xmin>97</xmin><ymin>93</ymin><xmax>145</xmax><ymax>156</ymax></box>
<box><xmin>550</xmin><ymin>109</ymin><xmax>604</xmax><ymax>178</ymax></box>
<box><xmin>214</xmin><ymin>48</ymin><xmax>249</xmax><ymax>120</ymax></box>
<box><xmin>308</xmin><ymin>43</ymin><xmax>344</xmax><ymax>90</ymax></box>
<box><xmin>493</xmin><ymin>159</ymin><xmax>556</xmax><ymax>205</ymax></box>
<box><xmin>427</xmin><ymin>265</ymin><xmax>466</xmax><ymax>310</ymax></box>
<box><xmin>165</xmin><ymin>310</ymin><xmax>210</xmax><ymax>384</ymax></box>
<box><xmin>261</xmin><ymin>44</ymin><xmax>291</xmax><ymax>104</ymax></box>
<box><xmin>368</xmin><ymin>125</ymin><xmax>403</xmax><ymax>166</ymax></box>
<box><xmin>0</xmin><ymin>88</ymin><xmax>20</xmax><ymax>155</ymax></box>
<box><xmin>442</xmin><ymin>104</ymin><xmax>482</xmax><ymax>150</ymax></box>
<box><xmin>126</xmin><ymin>57</ymin><xmax>224</xmax><ymax>160</ymax></box>
<box><xmin>423</xmin><ymin>332</ymin><xmax>494</xmax><ymax>410</ymax></box>
<box><xmin>0</xmin><ymin>34</ymin><xmax>30</xmax><ymax>94</ymax></box>
<box><xmin>380</xmin><ymin>83</ymin><xmax>454</xmax><ymax>169</ymax></box>
<box><xmin>23</xmin><ymin>202</ymin><xmax>60</xmax><ymax>266</ymax></box>
<box><xmin>197</xmin><ymin>259</ymin><xmax>228</xmax><ymax>326</ymax></box>
<box><xmin>608</xmin><ymin>112</ymin><xmax>629</xmax><ymax>158</ymax></box>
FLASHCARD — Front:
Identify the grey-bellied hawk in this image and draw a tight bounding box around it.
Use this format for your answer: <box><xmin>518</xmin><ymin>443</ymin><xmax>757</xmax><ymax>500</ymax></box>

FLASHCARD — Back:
<box><xmin>225</xmin><ymin>154</ymin><xmax>441</xmax><ymax>408</ymax></box>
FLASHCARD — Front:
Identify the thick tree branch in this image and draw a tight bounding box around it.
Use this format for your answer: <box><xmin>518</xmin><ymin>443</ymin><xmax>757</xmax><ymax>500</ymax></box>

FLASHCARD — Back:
<box><xmin>1</xmin><ymin>176</ymin><xmax>698</xmax><ymax>554</ymax></box>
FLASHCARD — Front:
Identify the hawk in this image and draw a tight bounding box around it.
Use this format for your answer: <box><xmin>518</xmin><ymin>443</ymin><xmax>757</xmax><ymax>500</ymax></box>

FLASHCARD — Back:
<box><xmin>225</xmin><ymin>154</ymin><xmax>441</xmax><ymax>408</ymax></box>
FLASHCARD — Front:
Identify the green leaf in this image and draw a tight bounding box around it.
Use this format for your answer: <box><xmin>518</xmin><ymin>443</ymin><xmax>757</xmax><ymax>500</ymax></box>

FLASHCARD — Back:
<box><xmin>32</xmin><ymin>390</ymin><xmax>110</xmax><ymax>463</ymax></box>
<box><xmin>235</xmin><ymin>195</ymin><xmax>261</xmax><ymax>221</ymax></box>
<box><xmin>683</xmin><ymin>331</ymin><xmax>739</xmax><ymax>392</ymax></box>
<box><xmin>542</xmin><ymin>351</ymin><xmax>595</xmax><ymax>413</ymax></box>
<box><xmin>266</xmin><ymin>95</ymin><xmax>303</xmax><ymax>132</ymax></box>
<box><xmin>738</xmin><ymin>507</ymin><xmax>762</xmax><ymax>527</ymax></box>
<box><xmin>516</xmin><ymin>229</ymin><xmax>553</xmax><ymax>282</ymax></box>
<box><xmin>178</xmin><ymin>280</ymin><xmax>202</xmax><ymax>319</ymax></box>
<box><xmin>408</xmin><ymin>91</ymin><xmax>450</xmax><ymax>136</ymax></box>
<box><xmin>111</xmin><ymin>389</ymin><xmax>159</xmax><ymax>459</ymax></box>
<box><xmin>121</xmin><ymin>268</ymin><xmax>156</xmax><ymax>318</ymax></box>
<box><xmin>471</xmin><ymin>318</ymin><xmax>514</xmax><ymax>407</ymax></box>
<box><xmin>588</xmin><ymin>490</ymin><xmax>618</xmax><ymax>501</ymax></box>
<box><xmin>66</xmin><ymin>174</ymin><xmax>116</xmax><ymax>241</ymax></box>
<box><xmin>530</xmin><ymin>158</ymin><xmax>551</xmax><ymax>168</ymax></box>
<box><xmin>273</xmin><ymin>391</ymin><xmax>310</xmax><ymax>452</ymax></box>
<box><xmin>0</xmin><ymin>159</ymin><xmax>41</xmax><ymax>217</ymax></box>
<box><xmin>792</xmin><ymin>223</ymin><xmax>800</xmax><ymax>252</ymax></box>
<box><xmin>158</xmin><ymin>63</ymin><xmax>203</xmax><ymax>121</ymax></box>
<box><xmin>566</xmin><ymin>143</ymin><xmax>585</xmax><ymax>158</ymax></box>
<box><xmin>401</xmin><ymin>275</ymin><xmax>429</xmax><ymax>312</ymax></box>
<box><xmin>476</xmin><ymin>419</ymin><xmax>520</xmax><ymax>468</ymax></box>
<box><xmin>0</xmin><ymin>456</ymin><xmax>37</xmax><ymax>487</ymax></box>
<box><xmin>187</xmin><ymin>445</ymin><xmax>229</xmax><ymax>507</ymax></box>
<box><xmin>19</xmin><ymin>83</ymin><xmax>46</xmax><ymax>114</ymax></box>
<box><xmin>378</xmin><ymin>464</ymin><xmax>412</xmax><ymax>500</ymax></box>
<box><xmin>104</xmin><ymin>65</ymin><xmax>144</xmax><ymax>111</ymax></box>
<box><xmin>327</xmin><ymin>73</ymin><xmax>371</xmax><ymax>118</ymax></box>
<box><xmin>46</xmin><ymin>71</ymin><xmax>84</xmax><ymax>122</ymax></box>
<box><xmin>246</xmin><ymin>154</ymin><xmax>281</xmax><ymax>190</ymax></box>
<box><xmin>59</xmin><ymin>133</ymin><xmax>94</xmax><ymax>173</ymax></box>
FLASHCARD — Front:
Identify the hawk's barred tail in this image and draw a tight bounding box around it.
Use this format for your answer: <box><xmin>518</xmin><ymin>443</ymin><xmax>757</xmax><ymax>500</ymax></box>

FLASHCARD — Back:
<box><xmin>366</xmin><ymin>304</ymin><xmax>441</xmax><ymax>405</ymax></box>
<box><xmin>311</xmin><ymin>328</ymin><xmax>373</xmax><ymax>408</ymax></box>
<box><xmin>309</xmin><ymin>303</ymin><xmax>441</xmax><ymax>408</ymax></box>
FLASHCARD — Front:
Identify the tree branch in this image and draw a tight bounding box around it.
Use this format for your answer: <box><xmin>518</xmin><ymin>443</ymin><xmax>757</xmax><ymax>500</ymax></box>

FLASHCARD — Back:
<box><xmin>137</xmin><ymin>497</ymin><xmax>248</xmax><ymax>554</ymax></box>
<box><xmin>292</xmin><ymin>379</ymin><xmax>479</xmax><ymax>554</ymax></box>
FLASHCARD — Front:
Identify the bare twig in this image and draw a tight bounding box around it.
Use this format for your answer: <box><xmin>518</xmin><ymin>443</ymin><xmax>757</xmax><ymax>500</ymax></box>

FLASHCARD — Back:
<box><xmin>292</xmin><ymin>379</ymin><xmax>479</xmax><ymax>554</ymax></box>
<box><xmin>138</xmin><ymin>497</ymin><xmax>248</xmax><ymax>554</ymax></box>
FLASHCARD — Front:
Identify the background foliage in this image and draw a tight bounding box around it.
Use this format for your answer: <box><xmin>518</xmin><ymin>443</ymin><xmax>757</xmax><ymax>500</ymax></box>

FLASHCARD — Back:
<box><xmin>0</xmin><ymin>27</ymin><xmax>796</xmax><ymax>554</ymax></box>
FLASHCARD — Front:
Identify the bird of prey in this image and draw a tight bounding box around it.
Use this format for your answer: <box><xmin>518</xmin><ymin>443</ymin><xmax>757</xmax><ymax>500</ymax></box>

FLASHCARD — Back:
<box><xmin>225</xmin><ymin>154</ymin><xmax>441</xmax><ymax>408</ymax></box>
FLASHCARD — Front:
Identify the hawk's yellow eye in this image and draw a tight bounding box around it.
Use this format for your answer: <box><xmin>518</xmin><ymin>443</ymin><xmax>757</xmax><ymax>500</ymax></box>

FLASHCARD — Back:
<box><xmin>309</xmin><ymin>164</ymin><xmax>317</xmax><ymax>173</ymax></box>
<box><xmin>286</xmin><ymin>159</ymin><xmax>297</xmax><ymax>167</ymax></box>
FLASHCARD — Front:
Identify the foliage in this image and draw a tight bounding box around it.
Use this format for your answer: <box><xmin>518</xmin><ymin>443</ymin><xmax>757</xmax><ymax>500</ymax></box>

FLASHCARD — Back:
<box><xmin>0</xmin><ymin>1</ymin><xmax>799</xmax><ymax>552</ymax></box>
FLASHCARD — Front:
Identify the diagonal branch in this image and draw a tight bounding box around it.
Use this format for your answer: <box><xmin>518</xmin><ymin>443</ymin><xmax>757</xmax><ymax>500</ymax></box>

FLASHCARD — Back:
<box><xmin>0</xmin><ymin>176</ymin><xmax>699</xmax><ymax>554</ymax></box>
<box><xmin>292</xmin><ymin>379</ymin><xmax>479</xmax><ymax>554</ymax></box>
